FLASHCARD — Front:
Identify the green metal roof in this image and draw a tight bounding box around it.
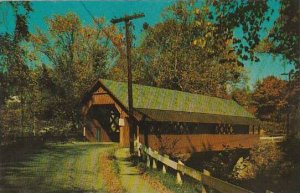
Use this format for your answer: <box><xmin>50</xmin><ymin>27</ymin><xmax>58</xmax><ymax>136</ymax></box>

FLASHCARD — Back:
<box><xmin>99</xmin><ymin>79</ymin><xmax>256</xmax><ymax>123</ymax></box>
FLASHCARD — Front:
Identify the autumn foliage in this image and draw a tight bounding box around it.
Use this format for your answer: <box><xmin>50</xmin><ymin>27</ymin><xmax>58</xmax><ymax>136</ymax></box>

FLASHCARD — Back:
<box><xmin>252</xmin><ymin>76</ymin><xmax>288</xmax><ymax>122</ymax></box>
<box><xmin>99</xmin><ymin>150</ymin><xmax>124</xmax><ymax>193</ymax></box>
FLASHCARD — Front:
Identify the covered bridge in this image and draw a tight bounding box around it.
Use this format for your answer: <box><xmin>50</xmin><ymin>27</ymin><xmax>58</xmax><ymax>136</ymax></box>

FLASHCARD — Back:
<box><xmin>81</xmin><ymin>79</ymin><xmax>259</xmax><ymax>154</ymax></box>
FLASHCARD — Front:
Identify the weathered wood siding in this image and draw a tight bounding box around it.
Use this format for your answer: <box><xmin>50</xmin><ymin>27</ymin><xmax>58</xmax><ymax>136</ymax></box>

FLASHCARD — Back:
<box><xmin>82</xmin><ymin>85</ymin><xmax>130</xmax><ymax>147</ymax></box>
<box><xmin>84</xmin><ymin>127</ymin><xmax>96</xmax><ymax>142</ymax></box>
<box><xmin>139</xmin><ymin>134</ymin><xmax>259</xmax><ymax>154</ymax></box>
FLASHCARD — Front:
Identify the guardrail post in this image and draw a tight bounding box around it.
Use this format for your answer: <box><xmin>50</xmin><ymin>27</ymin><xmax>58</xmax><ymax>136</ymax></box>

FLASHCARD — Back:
<box><xmin>201</xmin><ymin>169</ymin><xmax>211</xmax><ymax>193</ymax></box>
<box><xmin>137</xmin><ymin>145</ymin><xmax>141</xmax><ymax>157</ymax></box>
<box><xmin>162</xmin><ymin>164</ymin><xmax>167</xmax><ymax>174</ymax></box>
<box><xmin>152</xmin><ymin>158</ymin><xmax>157</xmax><ymax>169</ymax></box>
<box><xmin>146</xmin><ymin>155</ymin><xmax>151</xmax><ymax>168</ymax></box>
<box><xmin>176</xmin><ymin>160</ymin><xmax>183</xmax><ymax>185</ymax></box>
<box><xmin>162</xmin><ymin>154</ymin><xmax>169</xmax><ymax>174</ymax></box>
<box><xmin>142</xmin><ymin>147</ymin><xmax>146</xmax><ymax>161</ymax></box>
<box><xmin>176</xmin><ymin>171</ymin><xmax>182</xmax><ymax>185</ymax></box>
<box><xmin>147</xmin><ymin>147</ymin><xmax>152</xmax><ymax>168</ymax></box>
<box><xmin>152</xmin><ymin>151</ymin><xmax>158</xmax><ymax>169</ymax></box>
<box><xmin>178</xmin><ymin>160</ymin><xmax>185</xmax><ymax>175</ymax></box>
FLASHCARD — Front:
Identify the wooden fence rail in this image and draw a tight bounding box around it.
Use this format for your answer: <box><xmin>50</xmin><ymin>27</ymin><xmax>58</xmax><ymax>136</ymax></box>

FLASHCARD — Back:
<box><xmin>260</xmin><ymin>136</ymin><xmax>285</xmax><ymax>142</ymax></box>
<box><xmin>138</xmin><ymin>142</ymin><xmax>272</xmax><ymax>193</ymax></box>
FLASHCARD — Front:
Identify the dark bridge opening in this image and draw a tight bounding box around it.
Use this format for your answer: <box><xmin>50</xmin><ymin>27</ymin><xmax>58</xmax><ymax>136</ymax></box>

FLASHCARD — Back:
<box><xmin>87</xmin><ymin>105</ymin><xmax>120</xmax><ymax>142</ymax></box>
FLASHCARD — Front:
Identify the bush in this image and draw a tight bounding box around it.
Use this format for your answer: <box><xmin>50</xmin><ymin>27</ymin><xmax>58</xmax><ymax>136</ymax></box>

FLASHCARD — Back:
<box><xmin>200</xmin><ymin>148</ymin><xmax>246</xmax><ymax>180</ymax></box>
<box><xmin>232</xmin><ymin>141</ymin><xmax>283</xmax><ymax>180</ymax></box>
<box><xmin>232</xmin><ymin>139</ymin><xmax>300</xmax><ymax>193</ymax></box>
<box><xmin>250</xmin><ymin>141</ymin><xmax>283</xmax><ymax>172</ymax></box>
<box><xmin>260</xmin><ymin>121</ymin><xmax>285</xmax><ymax>136</ymax></box>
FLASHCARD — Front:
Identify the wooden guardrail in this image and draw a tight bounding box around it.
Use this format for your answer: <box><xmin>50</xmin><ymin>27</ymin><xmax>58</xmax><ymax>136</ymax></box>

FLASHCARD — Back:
<box><xmin>138</xmin><ymin>142</ymin><xmax>273</xmax><ymax>193</ymax></box>
<box><xmin>260</xmin><ymin>136</ymin><xmax>285</xmax><ymax>142</ymax></box>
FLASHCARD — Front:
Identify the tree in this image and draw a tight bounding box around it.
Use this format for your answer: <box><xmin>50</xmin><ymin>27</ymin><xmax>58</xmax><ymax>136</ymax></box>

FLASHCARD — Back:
<box><xmin>209</xmin><ymin>0</ymin><xmax>299</xmax><ymax>135</ymax></box>
<box><xmin>260</xmin><ymin>0</ymin><xmax>300</xmax><ymax>66</ymax></box>
<box><xmin>252</xmin><ymin>76</ymin><xmax>288</xmax><ymax>122</ymax></box>
<box><xmin>29</xmin><ymin>13</ymin><xmax>115</xmax><ymax>131</ymax></box>
<box><xmin>266</xmin><ymin>0</ymin><xmax>300</xmax><ymax>135</ymax></box>
<box><xmin>210</xmin><ymin>0</ymin><xmax>269</xmax><ymax>61</ymax></box>
<box><xmin>0</xmin><ymin>2</ymin><xmax>33</xmax><ymax>141</ymax></box>
<box><xmin>0</xmin><ymin>2</ymin><xmax>32</xmax><ymax>104</ymax></box>
<box><xmin>127</xmin><ymin>1</ymin><xmax>245</xmax><ymax>98</ymax></box>
<box><xmin>232</xmin><ymin>88</ymin><xmax>256</xmax><ymax>114</ymax></box>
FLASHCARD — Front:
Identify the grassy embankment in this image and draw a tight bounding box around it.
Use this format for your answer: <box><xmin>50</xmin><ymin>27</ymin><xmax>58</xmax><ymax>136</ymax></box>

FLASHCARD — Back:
<box><xmin>130</xmin><ymin>155</ymin><xmax>202</xmax><ymax>193</ymax></box>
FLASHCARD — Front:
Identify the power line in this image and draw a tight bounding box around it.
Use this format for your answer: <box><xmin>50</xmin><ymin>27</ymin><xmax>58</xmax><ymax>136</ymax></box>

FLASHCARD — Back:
<box><xmin>80</xmin><ymin>1</ymin><xmax>97</xmax><ymax>23</ymax></box>
<box><xmin>80</xmin><ymin>1</ymin><xmax>126</xmax><ymax>56</ymax></box>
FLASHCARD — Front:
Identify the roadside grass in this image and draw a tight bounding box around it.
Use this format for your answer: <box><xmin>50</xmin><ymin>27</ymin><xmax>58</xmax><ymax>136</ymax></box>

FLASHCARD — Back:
<box><xmin>108</xmin><ymin>148</ymin><xmax>121</xmax><ymax>175</ymax></box>
<box><xmin>132</xmin><ymin>156</ymin><xmax>201</xmax><ymax>193</ymax></box>
<box><xmin>0</xmin><ymin>142</ymin><xmax>114</xmax><ymax>193</ymax></box>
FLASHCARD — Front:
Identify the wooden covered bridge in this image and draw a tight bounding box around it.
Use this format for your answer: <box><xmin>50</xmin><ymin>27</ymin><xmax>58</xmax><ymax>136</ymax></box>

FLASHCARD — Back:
<box><xmin>81</xmin><ymin>79</ymin><xmax>259</xmax><ymax>154</ymax></box>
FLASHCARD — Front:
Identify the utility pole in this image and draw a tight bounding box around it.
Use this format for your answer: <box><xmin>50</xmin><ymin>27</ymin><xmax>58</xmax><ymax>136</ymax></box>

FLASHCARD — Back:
<box><xmin>281</xmin><ymin>70</ymin><xmax>296</xmax><ymax>136</ymax></box>
<box><xmin>111</xmin><ymin>13</ymin><xmax>145</xmax><ymax>154</ymax></box>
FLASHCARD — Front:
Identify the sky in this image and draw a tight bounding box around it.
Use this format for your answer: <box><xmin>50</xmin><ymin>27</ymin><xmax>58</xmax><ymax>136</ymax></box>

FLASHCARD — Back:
<box><xmin>0</xmin><ymin>0</ymin><xmax>294</xmax><ymax>89</ymax></box>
